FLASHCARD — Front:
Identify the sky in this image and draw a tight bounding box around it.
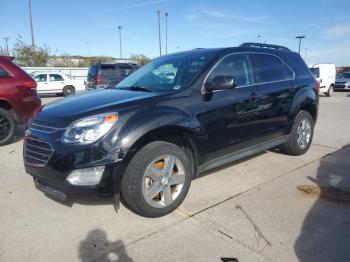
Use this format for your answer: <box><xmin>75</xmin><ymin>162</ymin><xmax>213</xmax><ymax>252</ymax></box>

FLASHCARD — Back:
<box><xmin>1</xmin><ymin>0</ymin><xmax>350</xmax><ymax>66</ymax></box>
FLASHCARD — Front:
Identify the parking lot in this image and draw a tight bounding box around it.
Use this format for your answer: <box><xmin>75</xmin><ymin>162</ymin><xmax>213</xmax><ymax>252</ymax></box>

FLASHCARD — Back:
<box><xmin>0</xmin><ymin>92</ymin><xmax>349</xmax><ymax>261</ymax></box>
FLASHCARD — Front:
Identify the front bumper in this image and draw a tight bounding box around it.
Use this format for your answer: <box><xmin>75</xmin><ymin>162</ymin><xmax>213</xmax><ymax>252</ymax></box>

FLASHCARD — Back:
<box><xmin>334</xmin><ymin>83</ymin><xmax>350</xmax><ymax>89</ymax></box>
<box><xmin>23</xmin><ymin>126</ymin><xmax>126</xmax><ymax>200</ymax></box>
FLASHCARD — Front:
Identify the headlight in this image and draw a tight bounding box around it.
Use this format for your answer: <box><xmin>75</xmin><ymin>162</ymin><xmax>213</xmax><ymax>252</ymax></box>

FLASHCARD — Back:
<box><xmin>61</xmin><ymin>113</ymin><xmax>118</xmax><ymax>145</ymax></box>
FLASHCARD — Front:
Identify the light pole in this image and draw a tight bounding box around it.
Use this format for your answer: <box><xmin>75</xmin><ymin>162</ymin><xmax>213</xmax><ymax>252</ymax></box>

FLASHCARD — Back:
<box><xmin>117</xmin><ymin>26</ymin><xmax>123</xmax><ymax>59</ymax></box>
<box><xmin>3</xmin><ymin>37</ymin><xmax>10</xmax><ymax>55</ymax></box>
<box><xmin>165</xmin><ymin>12</ymin><xmax>168</xmax><ymax>55</ymax></box>
<box><xmin>157</xmin><ymin>10</ymin><xmax>162</xmax><ymax>56</ymax></box>
<box><xmin>256</xmin><ymin>35</ymin><xmax>261</xmax><ymax>43</ymax></box>
<box><xmin>28</xmin><ymin>0</ymin><xmax>35</xmax><ymax>50</ymax></box>
<box><xmin>295</xmin><ymin>35</ymin><xmax>306</xmax><ymax>54</ymax></box>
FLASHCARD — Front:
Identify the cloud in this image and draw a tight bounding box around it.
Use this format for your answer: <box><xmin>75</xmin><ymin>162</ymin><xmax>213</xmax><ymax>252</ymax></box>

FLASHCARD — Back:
<box><xmin>324</xmin><ymin>23</ymin><xmax>350</xmax><ymax>39</ymax></box>
<box><xmin>185</xmin><ymin>9</ymin><xmax>268</xmax><ymax>23</ymax></box>
<box><xmin>119</xmin><ymin>0</ymin><xmax>167</xmax><ymax>10</ymax></box>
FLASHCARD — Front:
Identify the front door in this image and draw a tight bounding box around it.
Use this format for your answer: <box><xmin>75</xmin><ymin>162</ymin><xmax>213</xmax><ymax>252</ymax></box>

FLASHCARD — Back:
<box><xmin>198</xmin><ymin>53</ymin><xmax>263</xmax><ymax>162</ymax></box>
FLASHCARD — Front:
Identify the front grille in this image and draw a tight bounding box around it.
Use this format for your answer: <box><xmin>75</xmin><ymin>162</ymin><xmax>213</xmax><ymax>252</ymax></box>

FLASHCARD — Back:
<box><xmin>335</xmin><ymin>84</ymin><xmax>346</xmax><ymax>88</ymax></box>
<box><xmin>24</xmin><ymin>138</ymin><xmax>53</xmax><ymax>167</ymax></box>
<box><xmin>30</xmin><ymin>120</ymin><xmax>64</xmax><ymax>133</ymax></box>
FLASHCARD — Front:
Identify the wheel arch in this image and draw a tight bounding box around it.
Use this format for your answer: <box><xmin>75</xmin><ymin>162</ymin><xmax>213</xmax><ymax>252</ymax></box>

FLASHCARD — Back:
<box><xmin>121</xmin><ymin>126</ymin><xmax>199</xmax><ymax>179</ymax></box>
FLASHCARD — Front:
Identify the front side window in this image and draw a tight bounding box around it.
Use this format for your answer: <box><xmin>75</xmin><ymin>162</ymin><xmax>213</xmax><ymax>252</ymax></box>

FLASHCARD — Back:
<box><xmin>253</xmin><ymin>54</ymin><xmax>294</xmax><ymax>83</ymax></box>
<box><xmin>206</xmin><ymin>53</ymin><xmax>254</xmax><ymax>87</ymax></box>
<box><xmin>34</xmin><ymin>74</ymin><xmax>47</xmax><ymax>82</ymax></box>
<box><xmin>116</xmin><ymin>52</ymin><xmax>215</xmax><ymax>92</ymax></box>
<box><xmin>49</xmin><ymin>74</ymin><xmax>64</xmax><ymax>81</ymax></box>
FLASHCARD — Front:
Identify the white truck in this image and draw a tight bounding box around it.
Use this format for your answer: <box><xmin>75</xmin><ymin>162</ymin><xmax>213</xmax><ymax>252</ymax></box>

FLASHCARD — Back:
<box><xmin>32</xmin><ymin>72</ymin><xmax>86</xmax><ymax>96</ymax></box>
<box><xmin>309</xmin><ymin>64</ymin><xmax>336</xmax><ymax>97</ymax></box>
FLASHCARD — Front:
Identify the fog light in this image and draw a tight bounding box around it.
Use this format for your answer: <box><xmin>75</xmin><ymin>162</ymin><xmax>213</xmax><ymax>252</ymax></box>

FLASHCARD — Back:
<box><xmin>66</xmin><ymin>166</ymin><xmax>105</xmax><ymax>186</ymax></box>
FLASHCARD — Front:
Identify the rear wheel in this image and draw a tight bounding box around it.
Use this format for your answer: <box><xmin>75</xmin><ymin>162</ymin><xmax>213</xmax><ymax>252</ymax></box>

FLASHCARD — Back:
<box><xmin>281</xmin><ymin>110</ymin><xmax>314</xmax><ymax>156</ymax></box>
<box><xmin>62</xmin><ymin>86</ymin><xmax>75</xmax><ymax>97</ymax></box>
<box><xmin>121</xmin><ymin>141</ymin><xmax>192</xmax><ymax>217</ymax></box>
<box><xmin>326</xmin><ymin>85</ymin><xmax>334</xmax><ymax>97</ymax></box>
<box><xmin>0</xmin><ymin>108</ymin><xmax>16</xmax><ymax>146</ymax></box>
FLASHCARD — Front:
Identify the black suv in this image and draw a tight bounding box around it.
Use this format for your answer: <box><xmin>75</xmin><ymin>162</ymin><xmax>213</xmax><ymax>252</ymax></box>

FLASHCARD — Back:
<box><xmin>86</xmin><ymin>62</ymin><xmax>139</xmax><ymax>89</ymax></box>
<box><xmin>24</xmin><ymin>43</ymin><xmax>318</xmax><ymax>217</ymax></box>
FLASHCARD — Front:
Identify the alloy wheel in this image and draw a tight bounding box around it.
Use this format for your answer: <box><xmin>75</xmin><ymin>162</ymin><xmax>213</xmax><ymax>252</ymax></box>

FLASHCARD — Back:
<box><xmin>142</xmin><ymin>154</ymin><xmax>186</xmax><ymax>208</ymax></box>
<box><xmin>297</xmin><ymin>118</ymin><xmax>312</xmax><ymax>149</ymax></box>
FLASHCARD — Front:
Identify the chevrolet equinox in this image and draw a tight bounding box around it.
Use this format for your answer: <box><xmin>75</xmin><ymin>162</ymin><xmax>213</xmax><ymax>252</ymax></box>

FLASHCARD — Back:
<box><xmin>24</xmin><ymin>43</ymin><xmax>319</xmax><ymax>217</ymax></box>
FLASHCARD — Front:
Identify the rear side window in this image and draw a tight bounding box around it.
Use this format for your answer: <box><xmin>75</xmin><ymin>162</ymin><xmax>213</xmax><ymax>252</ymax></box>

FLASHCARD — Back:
<box><xmin>207</xmin><ymin>53</ymin><xmax>254</xmax><ymax>87</ymax></box>
<box><xmin>49</xmin><ymin>74</ymin><xmax>64</xmax><ymax>81</ymax></box>
<box><xmin>0</xmin><ymin>66</ymin><xmax>10</xmax><ymax>77</ymax></box>
<box><xmin>100</xmin><ymin>65</ymin><xmax>116</xmax><ymax>76</ymax></box>
<box><xmin>88</xmin><ymin>65</ymin><xmax>98</xmax><ymax>77</ymax></box>
<box><xmin>253</xmin><ymin>54</ymin><xmax>294</xmax><ymax>83</ymax></box>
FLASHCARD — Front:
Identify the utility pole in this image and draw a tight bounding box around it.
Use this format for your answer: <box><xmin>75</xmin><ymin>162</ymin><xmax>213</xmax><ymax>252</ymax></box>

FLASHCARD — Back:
<box><xmin>3</xmin><ymin>37</ymin><xmax>10</xmax><ymax>55</ymax></box>
<box><xmin>295</xmin><ymin>35</ymin><xmax>306</xmax><ymax>54</ymax></box>
<box><xmin>117</xmin><ymin>26</ymin><xmax>123</xmax><ymax>59</ymax></box>
<box><xmin>28</xmin><ymin>0</ymin><xmax>35</xmax><ymax>50</ymax></box>
<box><xmin>157</xmin><ymin>10</ymin><xmax>162</xmax><ymax>56</ymax></box>
<box><xmin>165</xmin><ymin>12</ymin><xmax>168</xmax><ymax>55</ymax></box>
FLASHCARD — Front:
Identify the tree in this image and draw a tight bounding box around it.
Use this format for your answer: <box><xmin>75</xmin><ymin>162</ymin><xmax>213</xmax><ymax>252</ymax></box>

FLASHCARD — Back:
<box><xmin>130</xmin><ymin>54</ymin><xmax>151</xmax><ymax>65</ymax></box>
<box><xmin>12</xmin><ymin>36</ymin><xmax>50</xmax><ymax>66</ymax></box>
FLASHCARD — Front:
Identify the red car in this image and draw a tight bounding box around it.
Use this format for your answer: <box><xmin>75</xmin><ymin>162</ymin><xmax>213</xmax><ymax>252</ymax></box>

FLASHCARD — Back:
<box><xmin>0</xmin><ymin>56</ymin><xmax>41</xmax><ymax>145</ymax></box>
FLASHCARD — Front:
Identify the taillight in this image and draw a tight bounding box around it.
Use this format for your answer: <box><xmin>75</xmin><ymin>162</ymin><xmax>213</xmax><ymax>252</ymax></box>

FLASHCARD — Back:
<box><xmin>95</xmin><ymin>75</ymin><xmax>101</xmax><ymax>85</ymax></box>
<box><xmin>23</xmin><ymin>81</ymin><xmax>37</xmax><ymax>88</ymax></box>
<box><xmin>315</xmin><ymin>80</ymin><xmax>320</xmax><ymax>92</ymax></box>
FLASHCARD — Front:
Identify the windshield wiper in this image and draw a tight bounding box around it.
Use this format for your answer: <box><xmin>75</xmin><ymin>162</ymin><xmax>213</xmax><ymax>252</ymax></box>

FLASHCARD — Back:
<box><xmin>126</xmin><ymin>85</ymin><xmax>153</xmax><ymax>92</ymax></box>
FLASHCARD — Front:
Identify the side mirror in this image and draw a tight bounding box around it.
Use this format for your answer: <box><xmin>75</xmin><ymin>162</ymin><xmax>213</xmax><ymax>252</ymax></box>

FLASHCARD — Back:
<box><xmin>204</xmin><ymin>75</ymin><xmax>237</xmax><ymax>92</ymax></box>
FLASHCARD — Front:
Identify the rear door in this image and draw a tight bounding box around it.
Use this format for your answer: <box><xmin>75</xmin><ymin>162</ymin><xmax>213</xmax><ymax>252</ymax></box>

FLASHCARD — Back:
<box><xmin>48</xmin><ymin>74</ymin><xmax>65</xmax><ymax>92</ymax></box>
<box><xmin>34</xmin><ymin>73</ymin><xmax>49</xmax><ymax>93</ymax></box>
<box><xmin>250</xmin><ymin>53</ymin><xmax>295</xmax><ymax>141</ymax></box>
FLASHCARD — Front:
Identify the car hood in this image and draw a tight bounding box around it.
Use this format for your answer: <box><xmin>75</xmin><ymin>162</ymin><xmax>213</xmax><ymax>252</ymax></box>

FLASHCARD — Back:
<box><xmin>35</xmin><ymin>89</ymin><xmax>159</xmax><ymax>126</ymax></box>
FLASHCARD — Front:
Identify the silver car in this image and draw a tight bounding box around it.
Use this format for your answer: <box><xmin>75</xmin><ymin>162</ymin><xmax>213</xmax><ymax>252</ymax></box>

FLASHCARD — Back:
<box><xmin>335</xmin><ymin>71</ymin><xmax>350</xmax><ymax>90</ymax></box>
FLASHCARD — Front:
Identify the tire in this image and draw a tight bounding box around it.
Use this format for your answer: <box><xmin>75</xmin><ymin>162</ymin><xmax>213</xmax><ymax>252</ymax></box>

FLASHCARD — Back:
<box><xmin>326</xmin><ymin>85</ymin><xmax>334</xmax><ymax>97</ymax></box>
<box><xmin>0</xmin><ymin>108</ymin><xmax>16</xmax><ymax>146</ymax></box>
<box><xmin>281</xmin><ymin>110</ymin><xmax>314</xmax><ymax>156</ymax></box>
<box><xmin>62</xmin><ymin>86</ymin><xmax>75</xmax><ymax>97</ymax></box>
<box><xmin>121</xmin><ymin>141</ymin><xmax>192</xmax><ymax>217</ymax></box>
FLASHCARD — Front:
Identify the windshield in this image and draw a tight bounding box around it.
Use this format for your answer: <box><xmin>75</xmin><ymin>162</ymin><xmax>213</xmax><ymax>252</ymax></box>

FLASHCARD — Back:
<box><xmin>115</xmin><ymin>52</ymin><xmax>215</xmax><ymax>92</ymax></box>
<box><xmin>309</xmin><ymin>68</ymin><xmax>320</xmax><ymax>78</ymax></box>
<box><xmin>337</xmin><ymin>72</ymin><xmax>350</xmax><ymax>79</ymax></box>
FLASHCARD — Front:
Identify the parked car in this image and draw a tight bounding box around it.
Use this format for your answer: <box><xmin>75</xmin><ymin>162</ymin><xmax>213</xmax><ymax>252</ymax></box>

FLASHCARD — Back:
<box><xmin>0</xmin><ymin>56</ymin><xmax>41</xmax><ymax>145</ymax></box>
<box><xmin>32</xmin><ymin>72</ymin><xmax>85</xmax><ymax>96</ymax></box>
<box><xmin>86</xmin><ymin>63</ymin><xmax>139</xmax><ymax>90</ymax></box>
<box><xmin>334</xmin><ymin>71</ymin><xmax>350</xmax><ymax>90</ymax></box>
<box><xmin>24</xmin><ymin>43</ymin><xmax>318</xmax><ymax>217</ymax></box>
<box><xmin>309</xmin><ymin>64</ymin><xmax>336</xmax><ymax>96</ymax></box>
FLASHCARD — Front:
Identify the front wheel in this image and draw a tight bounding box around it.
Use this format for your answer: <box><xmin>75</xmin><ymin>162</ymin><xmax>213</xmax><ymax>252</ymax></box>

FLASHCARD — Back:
<box><xmin>326</xmin><ymin>85</ymin><xmax>334</xmax><ymax>97</ymax></box>
<box><xmin>121</xmin><ymin>141</ymin><xmax>192</xmax><ymax>217</ymax></box>
<box><xmin>281</xmin><ymin>110</ymin><xmax>314</xmax><ymax>156</ymax></box>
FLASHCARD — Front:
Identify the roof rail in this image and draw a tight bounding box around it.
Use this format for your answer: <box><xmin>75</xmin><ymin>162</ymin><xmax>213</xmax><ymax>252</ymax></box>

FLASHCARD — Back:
<box><xmin>240</xmin><ymin>42</ymin><xmax>291</xmax><ymax>51</ymax></box>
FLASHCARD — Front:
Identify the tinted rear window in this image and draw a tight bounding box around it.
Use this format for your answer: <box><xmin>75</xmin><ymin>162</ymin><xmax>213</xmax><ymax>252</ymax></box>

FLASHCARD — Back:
<box><xmin>100</xmin><ymin>65</ymin><xmax>116</xmax><ymax>76</ymax></box>
<box><xmin>283</xmin><ymin>53</ymin><xmax>312</xmax><ymax>79</ymax></box>
<box><xmin>88</xmin><ymin>65</ymin><xmax>98</xmax><ymax>76</ymax></box>
<box><xmin>253</xmin><ymin>54</ymin><xmax>294</xmax><ymax>83</ymax></box>
<box><xmin>0</xmin><ymin>66</ymin><xmax>10</xmax><ymax>77</ymax></box>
